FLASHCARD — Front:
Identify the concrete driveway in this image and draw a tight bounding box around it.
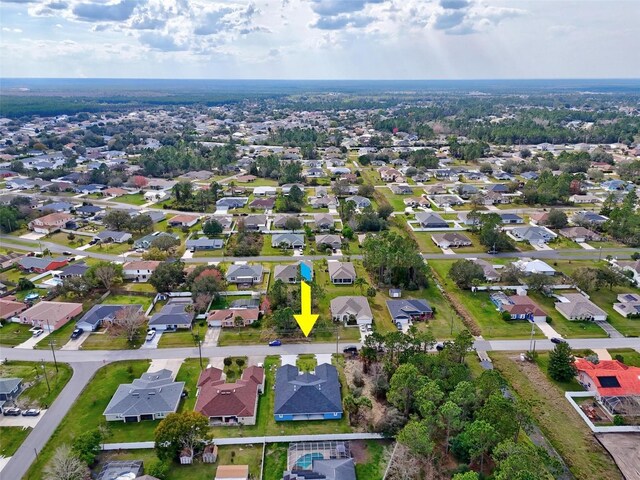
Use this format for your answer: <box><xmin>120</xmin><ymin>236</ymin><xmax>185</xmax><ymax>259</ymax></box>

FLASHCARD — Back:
<box><xmin>20</xmin><ymin>232</ymin><xmax>45</xmax><ymax>240</ymax></box>
<box><xmin>140</xmin><ymin>331</ymin><xmax>162</xmax><ymax>349</ymax></box>
<box><xmin>281</xmin><ymin>354</ymin><xmax>297</xmax><ymax>366</ymax></box>
<box><xmin>15</xmin><ymin>331</ymin><xmax>50</xmax><ymax>350</ymax></box>
<box><xmin>148</xmin><ymin>358</ymin><xmax>183</xmax><ymax>379</ymax></box>
<box><xmin>203</xmin><ymin>327</ymin><xmax>220</xmax><ymax>347</ymax></box>
<box><xmin>533</xmin><ymin>319</ymin><xmax>561</xmax><ymax>339</ymax></box>
<box><xmin>60</xmin><ymin>331</ymin><xmax>90</xmax><ymax>350</ymax></box>
<box><xmin>315</xmin><ymin>353</ymin><xmax>332</xmax><ymax>365</ymax></box>
<box><xmin>0</xmin><ymin>411</ymin><xmax>47</xmax><ymax>428</ymax></box>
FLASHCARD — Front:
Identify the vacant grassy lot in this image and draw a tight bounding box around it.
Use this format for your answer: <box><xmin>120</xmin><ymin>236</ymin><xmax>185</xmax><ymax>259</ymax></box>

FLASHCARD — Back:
<box><xmin>0</xmin><ymin>322</ymin><xmax>33</xmax><ymax>346</ymax></box>
<box><xmin>0</xmin><ymin>426</ymin><xmax>31</xmax><ymax>456</ymax></box>
<box><xmin>607</xmin><ymin>349</ymin><xmax>640</xmax><ymax>367</ymax></box>
<box><xmin>103</xmin><ymin>294</ymin><xmax>153</xmax><ymax>311</ymax></box>
<box><xmin>0</xmin><ymin>360</ymin><xmax>72</xmax><ymax>408</ymax></box>
<box><xmin>175</xmin><ymin>358</ymin><xmax>205</xmax><ymax>411</ymax></box>
<box><xmin>115</xmin><ymin>193</ymin><xmax>147</xmax><ymax>205</ymax></box>
<box><xmin>264</xmin><ymin>443</ymin><xmax>288</xmax><ymax>480</ymax></box>
<box><xmin>157</xmin><ymin>324</ymin><xmax>207</xmax><ymax>348</ymax></box>
<box><xmin>81</xmin><ymin>328</ymin><xmax>144</xmax><ymax>350</ymax></box>
<box><xmin>87</xmin><ymin>241</ymin><xmax>133</xmax><ymax>255</ymax></box>
<box><xmin>491</xmin><ymin>353</ymin><xmax>622</xmax><ymax>480</ymax></box>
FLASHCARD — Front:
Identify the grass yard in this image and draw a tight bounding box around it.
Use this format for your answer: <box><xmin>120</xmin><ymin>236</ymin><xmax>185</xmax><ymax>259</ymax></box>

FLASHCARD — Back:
<box><xmin>114</xmin><ymin>193</ymin><xmax>147</xmax><ymax>205</ymax></box>
<box><xmin>491</xmin><ymin>353</ymin><xmax>623</xmax><ymax>480</ymax></box>
<box><xmin>87</xmin><ymin>241</ymin><xmax>133</xmax><ymax>255</ymax></box>
<box><xmin>122</xmin><ymin>282</ymin><xmax>157</xmax><ymax>293</ymax></box>
<box><xmin>175</xmin><ymin>358</ymin><xmax>205</xmax><ymax>411</ymax></box>
<box><xmin>35</xmin><ymin>318</ymin><xmax>78</xmax><ymax>349</ymax></box>
<box><xmin>157</xmin><ymin>324</ymin><xmax>207</xmax><ymax>348</ymax></box>
<box><xmin>0</xmin><ymin>427</ymin><xmax>32</xmax><ymax>457</ymax></box>
<box><xmin>13</xmin><ymin>287</ymin><xmax>48</xmax><ymax>302</ymax></box>
<box><xmin>354</xmin><ymin>440</ymin><xmax>388</xmax><ymax>480</ymax></box>
<box><xmin>263</xmin><ymin>443</ymin><xmax>288</xmax><ymax>480</ymax></box>
<box><xmin>607</xmin><ymin>348</ymin><xmax>640</xmax><ymax>367</ymax></box>
<box><xmin>0</xmin><ymin>360</ymin><xmax>72</xmax><ymax>408</ymax></box>
<box><xmin>260</xmin><ymin>241</ymin><xmax>293</xmax><ymax>257</ymax></box>
<box><xmin>81</xmin><ymin>328</ymin><xmax>145</xmax><ymax>350</ymax></box>
<box><xmin>24</xmin><ymin>361</ymin><xmax>152</xmax><ymax>480</ymax></box>
<box><xmin>0</xmin><ymin>322</ymin><xmax>34</xmax><ymax>346</ymax></box>
<box><xmin>534</xmin><ymin>352</ymin><xmax>584</xmax><ymax>391</ymax></box>
<box><xmin>103</xmin><ymin>294</ymin><xmax>154</xmax><ymax>311</ymax></box>
<box><xmin>0</xmin><ymin>267</ymin><xmax>33</xmax><ymax>284</ymax></box>
<box><xmin>527</xmin><ymin>292</ymin><xmax>607</xmax><ymax>339</ymax></box>
<box><xmin>223</xmin><ymin>356</ymin><xmax>249</xmax><ymax>382</ymax></box>
<box><xmin>44</xmin><ymin>232</ymin><xmax>92</xmax><ymax>248</ymax></box>
<box><xmin>296</xmin><ymin>354</ymin><xmax>317</xmax><ymax>372</ymax></box>
<box><xmin>193</xmin><ymin>248</ymin><xmax>226</xmax><ymax>258</ymax></box>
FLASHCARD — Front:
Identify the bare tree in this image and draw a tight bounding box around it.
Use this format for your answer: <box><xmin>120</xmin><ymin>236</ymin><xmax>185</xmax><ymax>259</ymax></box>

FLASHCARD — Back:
<box><xmin>90</xmin><ymin>263</ymin><xmax>123</xmax><ymax>290</ymax></box>
<box><xmin>384</xmin><ymin>443</ymin><xmax>423</xmax><ymax>480</ymax></box>
<box><xmin>194</xmin><ymin>293</ymin><xmax>212</xmax><ymax>313</ymax></box>
<box><xmin>110</xmin><ymin>306</ymin><xmax>146</xmax><ymax>343</ymax></box>
<box><xmin>43</xmin><ymin>444</ymin><xmax>90</xmax><ymax>480</ymax></box>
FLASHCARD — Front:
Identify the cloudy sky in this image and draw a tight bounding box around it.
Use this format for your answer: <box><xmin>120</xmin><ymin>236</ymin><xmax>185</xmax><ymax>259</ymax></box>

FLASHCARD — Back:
<box><xmin>1</xmin><ymin>0</ymin><xmax>638</xmax><ymax>79</ymax></box>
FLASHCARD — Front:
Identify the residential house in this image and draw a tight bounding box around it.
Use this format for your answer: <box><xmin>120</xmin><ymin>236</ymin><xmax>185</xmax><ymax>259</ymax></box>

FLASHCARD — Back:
<box><xmin>20</xmin><ymin>301</ymin><xmax>83</xmax><ymax>331</ymax></box>
<box><xmin>0</xmin><ymin>378</ymin><xmax>23</xmax><ymax>412</ymax></box>
<box><xmin>133</xmin><ymin>232</ymin><xmax>180</xmax><ymax>250</ymax></box>
<box><xmin>281</xmin><ymin>184</ymin><xmax>305</xmax><ymax>195</ymax></box>
<box><xmin>0</xmin><ymin>297</ymin><xmax>27</xmax><ymax>320</ymax></box>
<box><xmin>253</xmin><ymin>186</ymin><xmax>277</xmax><ymax>196</ymax></box>
<box><xmin>572</xmin><ymin>211</ymin><xmax>608</xmax><ymax>225</ymax></box>
<box><xmin>96</xmin><ymin>230</ymin><xmax>132</xmax><ymax>244</ymax></box>
<box><xmin>123</xmin><ymin>260</ymin><xmax>161</xmax><ymax>282</ymax></box>
<box><xmin>273</xmin><ymin>214</ymin><xmax>299</xmax><ymax>230</ymax></box>
<box><xmin>249</xmin><ymin>198</ymin><xmax>276</xmax><ymax>210</ymax></box>
<box><xmin>0</xmin><ymin>252</ymin><xmax>23</xmax><ymax>269</ymax></box>
<box><xmin>195</xmin><ymin>366</ymin><xmax>264</xmax><ymax>425</ymax></box>
<box><xmin>75</xmin><ymin>205</ymin><xmax>104</xmax><ymax>217</ymax></box>
<box><xmin>559</xmin><ymin>227</ymin><xmax>602</xmax><ymax>243</ymax></box>
<box><xmin>509</xmin><ymin>226</ymin><xmax>557</xmax><ymax>244</ymax></box>
<box><xmin>574</xmin><ymin>358</ymin><xmax>640</xmax><ymax>417</ymax></box>
<box><xmin>529</xmin><ymin>212</ymin><xmax>549</xmax><ymax>225</ymax></box>
<box><xmin>54</xmin><ymin>261</ymin><xmax>89</xmax><ymax>279</ymax></box>
<box><xmin>316</xmin><ymin>234</ymin><xmax>342</xmax><ymax>250</ymax></box>
<box><xmin>313</xmin><ymin>213</ymin><xmax>335</xmax><ymax>231</ymax></box>
<box><xmin>18</xmin><ymin>256</ymin><xmax>69</xmax><ymax>273</ymax></box>
<box><xmin>328</xmin><ymin>261</ymin><xmax>356</xmax><ymax>284</ymax></box>
<box><xmin>216</xmin><ymin>197</ymin><xmax>249</xmax><ymax>209</ymax></box>
<box><xmin>612</xmin><ymin>293</ymin><xmax>640</xmax><ymax>318</ymax></box>
<box><xmin>103</xmin><ymin>369</ymin><xmax>184</xmax><ymax>422</ymax></box>
<box><xmin>274</xmin><ymin>261</ymin><xmax>313</xmax><ymax>284</ymax></box>
<box><xmin>555</xmin><ymin>293</ymin><xmax>607</xmax><ymax>321</ymax></box>
<box><xmin>570</xmin><ymin>194</ymin><xmax>600</xmax><ymax>204</ymax></box>
<box><xmin>208</xmin><ymin>308</ymin><xmax>260</xmax><ymax>327</ymax></box>
<box><xmin>274</xmin><ymin>364</ymin><xmax>343</xmax><ymax>421</ymax></box>
<box><xmin>168</xmin><ymin>214</ymin><xmax>199</xmax><ymax>228</ymax></box>
<box><xmin>330</xmin><ymin>296</ymin><xmax>373</xmax><ymax>326</ymax></box>
<box><xmin>309</xmin><ymin>195</ymin><xmax>338</xmax><ymax>209</ymax></box>
<box><xmin>236</xmin><ymin>174</ymin><xmax>257</xmax><ymax>183</ymax></box>
<box><xmin>140</xmin><ymin>210</ymin><xmax>166</xmax><ymax>223</ymax></box>
<box><xmin>473</xmin><ymin>259</ymin><xmax>500</xmax><ymax>282</ymax></box>
<box><xmin>283</xmin><ymin>458</ymin><xmax>356</xmax><ymax>480</ymax></box>
<box><xmin>431</xmin><ymin>232</ymin><xmax>472</xmax><ymax>249</ymax></box>
<box><xmin>513</xmin><ymin>259</ymin><xmax>556</xmax><ymax>276</ymax></box>
<box><xmin>28</xmin><ymin>212</ymin><xmax>74</xmax><ymax>234</ymax></box>
<box><xmin>430</xmin><ymin>195</ymin><xmax>463</xmax><ymax>208</ymax></box>
<box><xmin>424</xmin><ymin>184</ymin><xmax>447</xmax><ymax>195</ymax></box>
<box><xmin>457</xmin><ymin>184</ymin><xmax>479</xmax><ymax>199</ymax></box>
<box><xmin>386</xmin><ymin>299</ymin><xmax>433</xmax><ymax>327</ymax></box>
<box><xmin>242</xmin><ymin>214</ymin><xmax>268</xmax><ymax>231</ymax></box>
<box><xmin>389</xmin><ymin>185</ymin><xmax>413</xmax><ymax>195</ymax></box>
<box><xmin>490</xmin><ymin>293</ymin><xmax>546</xmax><ymax>321</ymax></box>
<box><xmin>378</xmin><ymin>167</ymin><xmax>403</xmax><ymax>182</ymax></box>
<box><xmin>149</xmin><ymin>298</ymin><xmax>195</xmax><ymax>331</ymax></box>
<box><xmin>76</xmin><ymin>304</ymin><xmax>143</xmax><ymax>332</ymax></box>
<box><xmin>226</xmin><ymin>264</ymin><xmax>264</xmax><ymax>284</ymax></box>
<box><xmin>415</xmin><ymin>212</ymin><xmax>448</xmax><ymax>229</ymax></box>
<box><xmin>499</xmin><ymin>213</ymin><xmax>524</xmax><ymax>224</ymax></box>
<box><xmin>271</xmin><ymin>233</ymin><xmax>305</xmax><ymax>249</ymax></box>
<box><xmin>38</xmin><ymin>201</ymin><xmax>75</xmax><ymax>213</ymax></box>
<box><xmin>612</xmin><ymin>259</ymin><xmax>640</xmax><ymax>286</ymax></box>
<box><xmin>186</xmin><ymin>237</ymin><xmax>224</xmax><ymax>251</ymax></box>
<box><xmin>345</xmin><ymin>195</ymin><xmax>372</xmax><ymax>208</ymax></box>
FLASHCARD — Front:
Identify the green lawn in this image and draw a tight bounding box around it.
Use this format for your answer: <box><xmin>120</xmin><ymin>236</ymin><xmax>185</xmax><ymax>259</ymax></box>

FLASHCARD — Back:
<box><xmin>122</xmin><ymin>282</ymin><xmax>157</xmax><ymax>293</ymax></box>
<box><xmin>0</xmin><ymin>267</ymin><xmax>33</xmax><ymax>284</ymax></box>
<box><xmin>0</xmin><ymin>360</ymin><xmax>72</xmax><ymax>408</ymax></box>
<box><xmin>260</xmin><ymin>242</ymin><xmax>293</xmax><ymax>257</ymax></box>
<box><xmin>296</xmin><ymin>354</ymin><xmax>317</xmax><ymax>372</ymax></box>
<box><xmin>263</xmin><ymin>443</ymin><xmax>288</xmax><ymax>480</ymax></box>
<box><xmin>87</xmin><ymin>242</ymin><xmax>133</xmax><ymax>255</ymax></box>
<box><xmin>24</xmin><ymin>360</ymin><xmax>152</xmax><ymax>480</ymax></box>
<box><xmin>534</xmin><ymin>352</ymin><xmax>584</xmax><ymax>391</ymax></box>
<box><xmin>103</xmin><ymin>294</ymin><xmax>154</xmax><ymax>311</ymax></box>
<box><xmin>35</xmin><ymin>318</ymin><xmax>78</xmax><ymax>349</ymax></box>
<box><xmin>193</xmin><ymin>249</ymin><xmax>226</xmax><ymax>258</ymax></box>
<box><xmin>607</xmin><ymin>349</ymin><xmax>640</xmax><ymax>367</ymax></box>
<box><xmin>0</xmin><ymin>322</ymin><xmax>34</xmax><ymax>346</ymax></box>
<box><xmin>158</xmin><ymin>325</ymin><xmax>208</xmax><ymax>348</ymax></box>
<box><xmin>224</xmin><ymin>356</ymin><xmax>249</xmax><ymax>382</ymax></box>
<box><xmin>355</xmin><ymin>440</ymin><xmax>388</xmax><ymax>480</ymax></box>
<box><xmin>81</xmin><ymin>329</ymin><xmax>144</xmax><ymax>350</ymax></box>
<box><xmin>0</xmin><ymin>427</ymin><xmax>31</xmax><ymax>456</ymax></box>
<box><xmin>175</xmin><ymin>358</ymin><xmax>205</xmax><ymax>411</ymax></box>
<box><xmin>13</xmin><ymin>287</ymin><xmax>48</xmax><ymax>302</ymax></box>
<box><xmin>527</xmin><ymin>292</ymin><xmax>607</xmax><ymax>339</ymax></box>
<box><xmin>44</xmin><ymin>232</ymin><xmax>92</xmax><ymax>248</ymax></box>
<box><xmin>115</xmin><ymin>193</ymin><xmax>147</xmax><ymax>205</ymax></box>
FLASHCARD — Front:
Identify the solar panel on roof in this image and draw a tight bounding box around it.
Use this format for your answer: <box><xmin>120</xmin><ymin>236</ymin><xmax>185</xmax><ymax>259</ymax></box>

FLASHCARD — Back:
<box><xmin>597</xmin><ymin>376</ymin><xmax>621</xmax><ymax>388</ymax></box>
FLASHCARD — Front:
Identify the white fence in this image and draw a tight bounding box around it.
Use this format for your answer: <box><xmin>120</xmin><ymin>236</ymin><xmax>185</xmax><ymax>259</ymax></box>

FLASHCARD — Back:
<box><xmin>564</xmin><ymin>391</ymin><xmax>640</xmax><ymax>433</ymax></box>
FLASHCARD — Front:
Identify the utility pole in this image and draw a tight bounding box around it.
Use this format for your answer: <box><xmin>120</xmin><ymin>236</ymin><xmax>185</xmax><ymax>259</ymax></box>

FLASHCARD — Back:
<box><xmin>193</xmin><ymin>333</ymin><xmax>203</xmax><ymax>370</ymax></box>
<box><xmin>335</xmin><ymin>325</ymin><xmax>340</xmax><ymax>355</ymax></box>
<box><xmin>41</xmin><ymin>360</ymin><xmax>51</xmax><ymax>394</ymax></box>
<box><xmin>44</xmin><ymin>319</ymin><xmax>58</xmax><ymax>372</ymax></box>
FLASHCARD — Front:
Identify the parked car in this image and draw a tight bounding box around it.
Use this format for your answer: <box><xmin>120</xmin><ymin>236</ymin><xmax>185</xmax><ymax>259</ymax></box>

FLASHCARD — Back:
<box><xmin>89</xmin><ymin>239</ymin><xmax>99</xmax><ymax>245</ymax></box>
<box><xmin>62</xmin><ymin>251</ymin><xmax>73</xmax><ymax>256</ymax></box>
<box><xmin>435</xmin><ymin>343</ymin><xmax>445</xmax><ymax>351</ymax></box>
<box><xmin>359</xmin><ymin>325</ymin><xmax>367</xmax><ymax>332</ymax></box>
<box><xmin>70</xmin><ymin>328</ymin><xmax>83</xmax><ymax>340</ymax></box>
<box><xmin>32</xmin><ymin>328</ymin><xmax>44</xmax><ymax>337</ymax></box>
<box><xmin>343</xmin><ymin>345</ymin><xmax>358</xmax><ymax>354</ymax></box>
<box><xmin>145</xmin><ymin>330</ymin><xmax>156</xmax><ymax>342</ymax></box>
<box><xmin>366</xmin><ymin>324</ymin><xmax>373</xmax><ymax>332</ymax></box>
<box><xmin>395</xmin><ymin>322</ymin><xmax>403</xmax><ymax>331</ymax></box>
<box><xmin>268</xmin><ymin>339</ymin><xmax>282</xmax><ymax>347</ymax></box>
<box><xmin>550</xmin><ymin>337</ymin><xmax>566</xmax><ymax>344</ymax></box>
<box><xmin>22</xmin><ymin>408</ymin><xmax>41</xmax><ymax>416</ymax></box>
<box><xmin>3</xmin><ymin>407</ymin><xmax>21</xmax><ymax>416</ymax></box>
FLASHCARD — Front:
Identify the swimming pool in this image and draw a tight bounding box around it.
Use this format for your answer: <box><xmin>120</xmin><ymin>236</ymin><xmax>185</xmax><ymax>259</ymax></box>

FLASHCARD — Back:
<box><xmin>295</xmin><ymin>452</ymin><xmax>324</xmax><ymax>469</ymax></box>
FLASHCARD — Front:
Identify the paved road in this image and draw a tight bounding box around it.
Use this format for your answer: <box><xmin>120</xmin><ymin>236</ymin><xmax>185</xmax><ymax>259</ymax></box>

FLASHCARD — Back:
<box><xmin>2</xmin><ymin>361</ymin><xmax>102</xmax><ymax>480</ymax></box>
<box><xmin>1</xmin><ymin>236</ymin><xmax>636</xmax><ymax>263</ymax></box>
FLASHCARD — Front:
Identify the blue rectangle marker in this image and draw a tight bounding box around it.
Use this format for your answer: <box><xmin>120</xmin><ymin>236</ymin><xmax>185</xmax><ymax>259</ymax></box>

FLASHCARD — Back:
<box><xmin>300</xmin><ymin>262</ymin><xmax>312</xmax><ymax>282</ymax></box>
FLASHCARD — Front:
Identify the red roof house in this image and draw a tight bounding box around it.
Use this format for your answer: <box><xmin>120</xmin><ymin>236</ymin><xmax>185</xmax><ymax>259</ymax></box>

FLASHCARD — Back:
<box><xmin>195</xmin><ymin>366</ymin><xmax>264</xmax><ymax>426</ymax></box>
<box><xmin>575</xmin><ymin>358</ymin><xmax>640</xmax><ymax>416</ymax></box>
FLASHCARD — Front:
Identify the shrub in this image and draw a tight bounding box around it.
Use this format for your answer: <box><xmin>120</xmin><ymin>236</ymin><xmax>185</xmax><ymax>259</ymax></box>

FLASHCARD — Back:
<box><xmin>147</xmin><ymin>461</ymin><xmax>170</xmax><ymax>480</ymax></box>
<box><xmin>235</xmin><ymin>358</ymin><xmax>245</xmax><ymax>368</ymax></box>
<box><xmin>353</xmin><ymin>372</ymin><xmax>365</xmax><ymax>388</ymax></box>
<box><xmin>223</xmin><ymin>358</ymin><xmax>233</xmax><ymax>367</ymax></box>
<box><xmin>613</xmin><ymin>415</ymin><xmax>625</xmax><ymax>426</ymax></box>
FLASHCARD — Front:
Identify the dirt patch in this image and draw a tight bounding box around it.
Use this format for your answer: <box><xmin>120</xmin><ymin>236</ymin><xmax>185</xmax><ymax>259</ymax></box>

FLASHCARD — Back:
<box><xmin>344</xmin><ymin>358</ymin><xmax>388</xmax><ymax>431</ymax></box>
<box><xmin>596</xmin><ymin>433</ymin><xmax>640</xmax><ymax>480</ymax></box>
<box><xmin>350</xmin><ymin>440</ymin><xmax>370</xmax><ymax>464</ymax></box>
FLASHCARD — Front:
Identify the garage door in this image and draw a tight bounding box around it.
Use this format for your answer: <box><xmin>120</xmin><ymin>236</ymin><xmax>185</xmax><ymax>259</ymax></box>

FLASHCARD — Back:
<box><xmin>124</xmin><ymin>416</ymin><xmax>139</xmax><ymax>423</ymax></box>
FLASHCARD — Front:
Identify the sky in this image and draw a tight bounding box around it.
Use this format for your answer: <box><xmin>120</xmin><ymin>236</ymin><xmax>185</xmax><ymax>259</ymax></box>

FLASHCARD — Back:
<box><xmin>0</xmin><ymin>0</ymin><xmax>639</xmax><ymax>79</ymax></box>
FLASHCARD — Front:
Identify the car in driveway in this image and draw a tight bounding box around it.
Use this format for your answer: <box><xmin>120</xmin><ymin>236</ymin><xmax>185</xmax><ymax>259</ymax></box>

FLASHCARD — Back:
<box><xmin>145</xmin><ymin>330</ymin><xmax>156</xmax><ymax>342</ymax></box>
<box><xmin>70</xmin><ymin>328</ymin><xmax>83</xmax><ymax>340</ymax></box>
<box><xmin>268</xmin><ymin>339</ymin><xmax>282</xmax><ymax>347</ymax></box>
<box><xmin>22</xmin><ymin>408</ymin><xmax>41</xmax><ymax>416</ymax></box>
<box><xmin>3</xmin><ymin>407</ymin><xmax>21</xmax><ymax>416</ymax></box>
<box><xmin>32</xmin><ymin>328</ymin><xmax>44</xmax><ymax>337</ymax></box>
<box><xmin>550</xmin><ymin>337</ymin><xmax>566</xmax><ymax>344</ymax></box>
<box><xmin>395</xmin><ymin>322</ymin><xmax>403</xmax><ymax>331</ymax></box>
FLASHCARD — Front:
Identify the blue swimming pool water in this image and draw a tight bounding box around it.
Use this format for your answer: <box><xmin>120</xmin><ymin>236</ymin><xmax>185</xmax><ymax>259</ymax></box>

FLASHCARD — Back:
<box><xmin>295</xmin><ymin>452</ymin><xmax>324</xmax><ymax>469</ymax></box>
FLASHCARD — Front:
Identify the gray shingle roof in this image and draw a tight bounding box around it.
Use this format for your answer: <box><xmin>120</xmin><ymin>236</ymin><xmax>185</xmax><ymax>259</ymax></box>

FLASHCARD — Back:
<box><xmin>103</xmin><ymin>369</ymin><xmax>184</xmax><ymax>417</ymax></box>
<box><xmin>274</xmin><ymin>364</ymin><xmax>342</xmax><ymax>416</ymax></box>
<box><xmin>0</xmin><ymin>378</ymin><xmax>22</xmax><ymax>395</ymax></box>
<box><xmin>386</xmin><ymin>299</ymin><xmax>432</xmax><ymax>322</ymax></box>
<box><xmin>77</xmin><ymin>304</ymin><xmax>142</xmax><ymax>329</ymax></box>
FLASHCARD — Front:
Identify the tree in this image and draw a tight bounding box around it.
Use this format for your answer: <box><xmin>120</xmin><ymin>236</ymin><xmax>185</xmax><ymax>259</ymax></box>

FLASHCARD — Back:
<box><xmin>450</xmin><ymin>329</ymin><xmax>475</xmax><ymax>364</ymax></box>
<box><xmin>548</xmin><ymin>342</ymin><xmax>577</xmax><ymax>382</ymax></box>
<box><xmin>343</xmin><ymin>394</ymin><xmax>372</xmax><ymax>425</ymax></box>
<box><xmin>377</xmin><ymin>204</ymin><xmax>394</xmax><ymax>220</ymax></box>
<box><xmin>460</xmin><ymin>420</ymin><xmax>499</xmax><ymax>472</ymax></box>
<box><xmin>387</xmin><ymin>364</ymin><xmax>425</xmax><ymax>416</ymax></box>
<box><xmin>572</xmin><ymin>267</ymin><xmax>601</xmax><ymax>292</ymax></box>
<box><xmin>438</xmin><ymin>401</ymin><xmax>463</xmax><ymax>454</ymax></box>
<box><xmin>43</xmin><ymin>444</ymin><xmax>90</xmax><ymax>480</ymax></box>
<box><xmin>86</xmin><ymin>262</ymin><xmax>123</xmax><ymax>290</ymax></box>
<box><xmin>596</xmin><ymin>265</ymin><xmax>630</xmax><ymax>290</ymax></box>
<box><xmin>357</xmin><ymin>184</ymin><xmax>374</xmax><ymax>197</ymax></box>
<box><xmin>110</xmin><ymin>306</ymin><xmax>146</xmax><ymax>343</ymax></box>
<box><xmin>151</xmin><ymin>235</ymin><xmax>180</xmax><ymax>252</ymax></box>
<box><xmin>273</xmin><ymin>307</ymin><xmax>296</xmax><ymax>335</ymax></box>
<box><xmin>524</xmin><ymin>272</ymin><xmax>553</xmax><ymax>293</ymax></box>
<box><xmin>415</xmin><ymin>381</ymin><xmax>444</xmax><ymax>418</ymax></box>
<box><xmin>0</xmin><ymin>206</ymin><xmax>20</xmax><ymax>233</ymax></box>
<box><xmin>397</xmin><ymin>420</ymin><xmax>435</xmax><ymax>457</ymax></box>
<box><xmin>149</xmin><ymin>261</ymin><xmax>185</xmax><ymax>293</ymax></box>
<box><xmin>547</xmin><ymin>209</ymin><xmax>568</xmax><ymax>229</ymax></box>
<box><xmin>72</xmin><ymin>429</ymin><xmax>102</xmax><ymax>465</ymax></box>
<box><xmin>143</xmin><ymin>247</ymin><xmax>169</xmax><ymax>261</ymax></box>
<box><xmin>129</xmin><ymin>214</ymin><xmax>153</xmax><ymax>234</ymax></box>
<box><xmin>17</xmin><ymin>277</ymin><xmax>35</xmax><ymax>291</ymax></box>
<box><xmin>154</xmin><ymin>411</ymin><xmax>210</xmax><ymax>462</ymax></box>
<box><xmin>477</xmin><ymin>393</ymin><xmax>519</xmax><ymax>443</ymax></box>
<box><xmin>284</xmin><ymin>216</ymin><xmax>302</xmax><ymax>232</ymax></box>
<box><xmin>492</xmin><ymin>440</ymin><xmax>561</xmax><ymax>480</ymax></box>
<box><xmin>477</xmin><ymin>213</ymin><xmax>515</xmax><ymax>252</ymax></box>
<box><xmin>448</xmin><ymin>259</ymin><xmax>485</xmax><ymax>289</ymax></box>
<box><xmin>203</xmin><ymin>219</ymin><xmax>223</xmax><ymax>236</ymax></box>
<box><xmin>102</xmin><ymin>210</ymin><xmax>131</xmax><ymax>231</ymax></box>
<box><xmin>354</xmin><ymin>277</ymin><xmax>368</xmax><ymax>295</ymax></box>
